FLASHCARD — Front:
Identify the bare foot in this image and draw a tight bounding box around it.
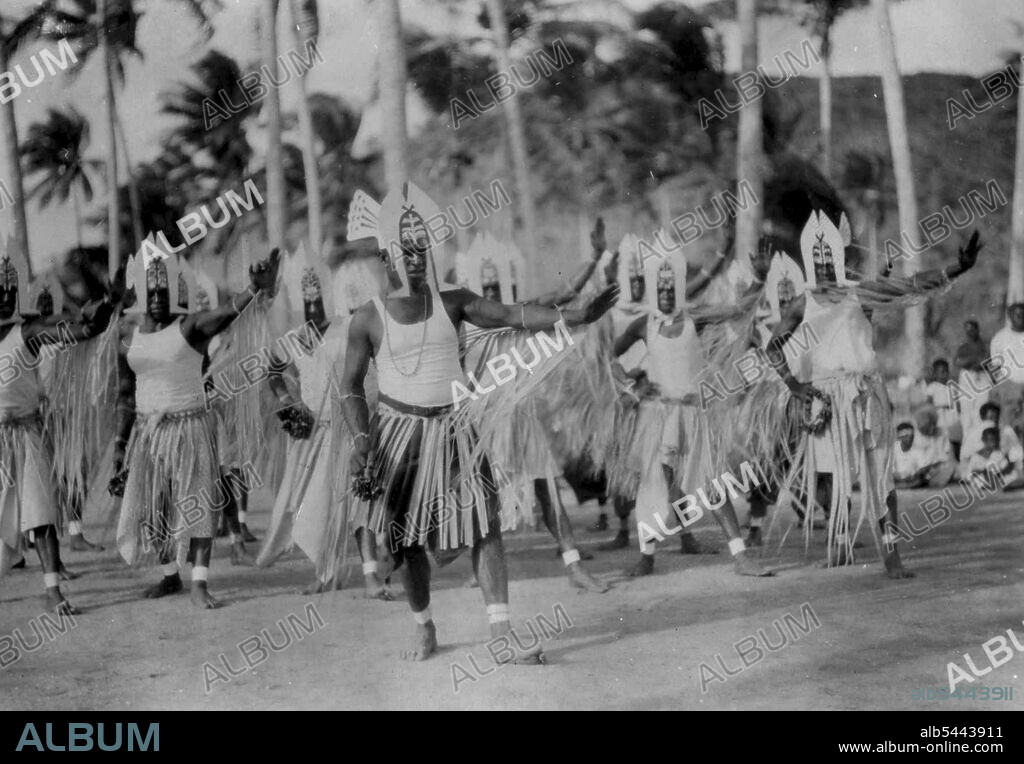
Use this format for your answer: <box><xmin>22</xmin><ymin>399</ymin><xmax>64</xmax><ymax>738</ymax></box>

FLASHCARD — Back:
<box><xmin>190</xmin><ymin>582</ymin><xmax>219</xmax><ymax>609</ymax></box>
<box><xmin>58</xmin><ymin>564</ymin><xmax>80</xmax><ymax>581</ymax></box>
<box><xmin>69</xmin><ymin>534</ymin><xmax>104</xmax><ymax>552</ymax></box>
<box><xmin>230</xmin><ymin>541</ymin><xmax>255</xmax><ymax>566</ymax></box>
<box><xmin>45</xmin><ymin>587</ymin><xmax>80</xmax><ymax>615</ymax></box>
<box><xmin>240</xmin><ymin>524</ymin><xmax>259</xmax><ymax>543</ymax></box>
<box><xmin>680</xmin><ymin>534</ymin><xmax>718</xmax><ymax>555</ymax></box>
<box><xmin>143</xmin><ymin>573</ymin><xmax>183</xmax><ymax>599</ymax></box>
<box><xmin>490</xmin><ymin>621</ymin><xmax>544</xmax><ymax>665</ymax></box>
<box><xmin>733</xmin><ymin>551</ymin><xmax>773</xmax><ymax>577</ymax></box>
<box><xmin>884</xmin><ymin>548</ymin><xmax>915</xmax><ymax>579</ymax></box>
<box><xmin>626</xmin><ymin>554</ymin><xmax>655</xmax><ymax>577</ymax></box>
<box><xmin>567</xmin><ymin>562</ymin><xmax>609</xmax><ymax>593</ymax></box>
<box><xmin>463</xmin><ymin>574</ymin><xmax>480</xmax><ymax>588</ymax></box>
<box><xmin>364</xmin><ymin>573</ymin><xmax>395</xmax><ymax>600</ymax></box>
<box><xmin>598</xmin><ymin>530</ymin><xmax>629</xmax><ymax>550</ymax></box>
<box><xmin>400</xmin><ymin>621</ymin><xmax>438</xmax><ymax>661</ymax></box>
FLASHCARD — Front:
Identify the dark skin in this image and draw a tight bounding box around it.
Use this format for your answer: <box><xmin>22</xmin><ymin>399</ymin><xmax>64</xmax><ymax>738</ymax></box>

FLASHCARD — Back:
<box><xmin>766</xmin><ymin>229</ymin><xmax>982</xmax><ymax>578</ymax></box>
<box><xmin>612</xmin><ymin>244</ymin><xmax>772</xmax><ymax>577</ymax></box>
<box><xmin>0</xmin><ymin>294</ymin><xmax>114</xmax><ymax>614</ymax></box>
<box><xmin>111</xmin><ymin>250</ymin><xmax>281</xmax><ymax>610</ymax></box>
<box><xmin>340</xmin><ymin>219</ymin><xmax>617</xmax><ymax>661</ymax></box>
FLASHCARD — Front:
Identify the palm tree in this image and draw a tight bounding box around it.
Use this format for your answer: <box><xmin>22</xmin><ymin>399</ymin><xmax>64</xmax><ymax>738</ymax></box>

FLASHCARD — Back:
<box><xmin>872</xmin><ymin>0</ymin><xmax>924</xmax><ymax>376</ymax></box>
<box><xmin>260</xmin><ymin>0</ymin><xmax>286</xmax><ymax>251</ymax></box>
<box><xmin>0</xmin><ymin>9</ymin><xmax>50</xmax><ymax>275</ymax></box>
<box><xmin>800</xmin><ymin>1</ymin><xmax>865</xmax><ymax>181</ymax></box>
<box><xmin>483</xmin><ymin>0</ymin><xmax>538</xmax><ymax>259</ymax></box>
<box><xmin>1009</xmin><ymin>56</ymin><xmax>1024</xmax><ymax>304</ymax></box>
<box><xmin>378</xmin><ymin>0</ymin><xmax>409</xmax><ymax>191</ymax></box>
<box><xmin>735</xmin><ymin>0</ymin><xmax>763</xmax><ymax>260</ymax></box>
<box><xmin>35</xmin><ymin>0</ymin><xmax>221</xmax><ymax>278</ymax></box>
<box><xmin>287</xmin><ymin>0</ymin><xmax>323</xmax><ymax>255</ymax></box>
<box><xmin>21</xmin><ymin>107</ymin><xmax>101</xmax><ymax>247</ymax></box>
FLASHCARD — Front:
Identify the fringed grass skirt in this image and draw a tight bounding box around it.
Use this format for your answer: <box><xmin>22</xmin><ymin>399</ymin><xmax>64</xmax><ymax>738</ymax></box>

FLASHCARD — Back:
<box><xmin>783</xmin><ymin>372</ymin><xmax>894</xmax><ymax>564</ymax></box>
<box><xmin>0</xmin><ymin>413</ymin><xmax>59</xmax><ymax>547</ymax></box>
<box><xmin>364</xmin><ymin>396</ymin><xmax>498</xmax><ymax>566</ymax></box>
<box><xmin>116</xmin><ymin>407</ymin><xmax>219</xmax><ymax>565</ymax></box>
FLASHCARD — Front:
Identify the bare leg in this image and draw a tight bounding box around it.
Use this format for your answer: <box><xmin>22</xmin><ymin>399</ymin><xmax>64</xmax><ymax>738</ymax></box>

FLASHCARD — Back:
<box><xmin>230</xmin><ymin>467</ymin><xmax>258</xmax><ymax>542</ymax></box>
<box><xmin>34</xmin><ymin>525</ymin><xmax>78</xmax><ymax>614</ymax></box>
<box><xmin>399</xmin><ymin>545</ymin><xmax>437</xmax><ymax>661</ymax></box>
<box><xmin>704</xmin><ymin>497</ymin><xmax>772</xmax><ymax>576</ymax></box>
<box><xmin>474</xmin><ymin>528</ymin><xmax>542</xmax><ymax>664</ymax></box>
<box><xmin>357</xmin><ymin>528</ymin><xmax>393</xmax><ymax>599</ymax></box>
<box><xmin>598</xmin><ymin>495</ymin><xmax>632</xmax><ymax>550</ymax></box>
<box><xmin>220</xmin><ymin>470</ymin><xmax>254</xmax><ymax>566</ymax></box>
<box><xmin>67</xmin><ymin>486</ymin><xmax>103</xmax><ymax>552</ymax></box>
<box><xmin>189</xmin><ymin>537</ymin><xmax>218</xmax><ymax>609</ymax></box>
<box><xmin>534</xmin><ymin>479</ymin><xmax>606</xmax><ymax>592</ymax></box>
<box><xmin>747</xmin><ymin>488</ymin><xmax>769</xmax><ymax>547</ymax></box>
<box><xmin>881</xmin><ymin>490</ymin><xmax>914</xmax><ymax>579</ymax></box>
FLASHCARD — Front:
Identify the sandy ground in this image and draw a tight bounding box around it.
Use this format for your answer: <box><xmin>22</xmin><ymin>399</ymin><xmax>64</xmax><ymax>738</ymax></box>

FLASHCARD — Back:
<box><xmin>1</xmin><ymin>483</ymin><xmax>1022</xmax><ymax>711</ymax></box>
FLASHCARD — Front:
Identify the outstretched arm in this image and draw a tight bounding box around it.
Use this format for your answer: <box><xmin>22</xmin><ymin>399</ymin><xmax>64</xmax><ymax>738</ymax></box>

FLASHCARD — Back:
<box><xmin>613</xmin><ymin>314</ymin><xmax>647</xmax><ymax>358</ymax></box>
<box><xmin>452</xmin><ymin>283</ymin><xmax>619</xmax><ymax>332</ymax></box>
<box><xmin>22</xmin><ymin>296</ymin><xmax>114</xmax><ymax>350</ymax></box>
<box><xmin>183</xmin><ymin>249</ymin><xmax>281</xmax><ymax>348</ymax></box>
<box><xmin>865</xmin><ymin>230</ymin><xmax>982</xmax><ymax>298</ymax></box>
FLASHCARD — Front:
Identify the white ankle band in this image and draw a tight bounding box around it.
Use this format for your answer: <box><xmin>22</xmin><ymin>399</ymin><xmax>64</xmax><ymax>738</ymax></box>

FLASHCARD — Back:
<box><xmin>362</xmin><ymin>561</ymin><xmax>379</xmax><ymax>575</ymax></box>
<box><xmin>43</xmin><ymin>572</ymin><xmax>59</xmax><ymax>589</ymax></box>
<box><xmin>238</xmin><ymin>511</ymin><xmax>248</xmax><ymax>523</ymax></box>
<box><xmin>486</xmin><ymin>603</ymin><xmax>510</xmax><ymax>624</ymax></box>
<box><xmin>229</xmin><ymin>532</ymin><xmax>240</xmax><ymax>543</ymax></box>
<box><xmin>561</xmin><ymin>549</ymin><xmax>581</xmax><ymax>566</ymax></box>
<box><xmin>68</xmin><ymin>521</ymin><xmax>82</xmax><ymax>535</ymax></box>
<box><xmin>749</xmin><ymin>517</ymin><xmax>763</xmax><ymax>528</ymax></box>
<box><xmin>728</xmin><ymin>538</ymin><xmax>746</xmax><ymax>556</ymax></box>
<box><xmin>192</xmin><ymin>566</ymin><xmax>209</xmax><ymax>582</ymax></box>
<box><xmin>881</xmin><ymin>532</ymin><xmax>898</xmax><ymax>546</ymax></box>
<box><xmin>640</xmin><ymin>541</ymin><xmax>656</xmax><ymax>555</ymax></box>
<box><xmin>161</xmin><ymin>563</ymin><xmax>179</xmax><ymax>577</ymax></box>
<box><xmin>413</xmin><ymin>607</ymin><xmax>432</xmax><ymax>625</ymax></box>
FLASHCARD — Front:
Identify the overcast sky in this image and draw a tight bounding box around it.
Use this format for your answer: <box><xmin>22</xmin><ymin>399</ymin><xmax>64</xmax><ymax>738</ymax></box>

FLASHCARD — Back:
<box><xmin>1</xmin><ymin>0</ymin><xmax>1022</xmax><ymax>267</ymax></box>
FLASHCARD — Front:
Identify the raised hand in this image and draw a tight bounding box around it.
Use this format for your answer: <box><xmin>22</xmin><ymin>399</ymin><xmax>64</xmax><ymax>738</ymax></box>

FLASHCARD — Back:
<box><xmin>250</xmin><ymin>248</ymin><xmax>282</xmax><ymax>294</ymax></box>
<box><xmin>958</xmin><ymin>230</ymin><xmax>982</xmax><ymax>273</ymax></box>
<box><xmin>603</xmin><ymin>248</ymin><xmax>620</xmax><ymax>286</ymax></box>
<box><xmin>590</xmin><ymin>217</ymin><xmax>607</xmax><ymax>258</ymax></box>
<box><xmin>582</xmin><ymin>283</ymin><xmax>620</xmax><ymax>323</ymax></box>
<box><xmin>749</xmin><ymin>235</ymin><xmax>773</xmax><ymax>283</ymax></box>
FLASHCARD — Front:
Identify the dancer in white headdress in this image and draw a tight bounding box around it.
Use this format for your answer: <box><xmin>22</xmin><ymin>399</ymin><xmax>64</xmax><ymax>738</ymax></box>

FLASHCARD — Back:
<box><xmin>111</xmin><ymin>236</ymin><xmax>279</xmax><ymax>608</ymax></box>
<box><xmin>457</xmin><ymin>221</ymin><xmax>610</xmax><ymax>592</ymax></box>
<box><xmin>0</xmin><ymin>237</ymin><xmax>113</xmax><ymax>613</ymax></box>
<box><xmin>609</xmin><ymin>230</ymin><xmax>772</xmax><ymax>577</ymax></box>
<box><xmin>762</xmin><ymin>212</ymin><xmax>982</xmax><ymax>575</ymax></box>
<box><xmin>256</xmin><ymin>239</ymin><xmax>390</xmax><ymax>597</ymax></box>
<box><xmin>340</xmin><ymin>181</ymin><xmax>617</xmax><ymax>661</ymax></box>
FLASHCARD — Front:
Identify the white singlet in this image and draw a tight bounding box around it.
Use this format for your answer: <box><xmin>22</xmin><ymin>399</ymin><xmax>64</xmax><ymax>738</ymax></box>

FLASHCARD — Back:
<box><xmin>128</xmin><ymin>319</ymin><xmax>206</xmax><ymax>414</ymax></box>
<box><xmin>803</xmin><ymin>293</ymin><xmax>876</xmax><ymax>380</ymax></box>
<box><xmin>294</xmin><ymin>321</ymin><xmax>345</xmax><ymax>419</ymax></box>
<box><xmin>371</xmin><ymin>295</ymin><xmax>466</xmax><ymax>408</ymax></box>
<box><xmin>645</xmin><ymin>314</ymin><xmax>702</xmax><ymax>399</ymax></box>
<box><xmin>0</xmin><ymin>326</ymin><xmax>43</xmax><ymax>417</ymax></box>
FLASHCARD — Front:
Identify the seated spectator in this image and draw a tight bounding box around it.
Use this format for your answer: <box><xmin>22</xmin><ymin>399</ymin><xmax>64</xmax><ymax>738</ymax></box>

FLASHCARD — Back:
<box><xmin>911</xmin><ymin>406</ymin><xmax>956</xmax><ymax>487</ymax></box>
<box><xmin>894</xmin><ymin>422</ymin><xmax>928</xmax><ymax>489</ymax></box>
<box><xmin>924</xmin><ymin>358</ymin><xmax>959</xmax><ymax>438</ymax></box>
<box><xmin>967</xmin><ymin>427</ymin><xmax>1024</xmax><ymax>491</ymax></box>
<box><xmin>959</xmin><ymin>402</ymin><xmax>1023</xmax><ymax>478</ymax></box>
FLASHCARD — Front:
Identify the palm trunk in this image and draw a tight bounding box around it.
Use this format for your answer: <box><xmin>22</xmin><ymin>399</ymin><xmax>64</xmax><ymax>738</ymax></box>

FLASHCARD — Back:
<box><xmin>262</xmin><ymin>0</ymin><xmax>287</xmax><ymax>251</ymax></box>
<box><xmin>873</xmin><ymin>0</ymin><xmax>924</xmax><ymax>376</ymax></box>
<box><xmin>1008</xmin><ymin>60</ymin><xmax>1024</xmax><ymax>305</ymax></box>
<box><xmin>484</xmin><ymin>0</ymin><xmax>538</xmax><ymax>263</ymax></box>
<box><xmin>288</xmin><ymin>0</ymin><xmax>323</xmax><ymax>256</ymax></box>
<box><xmin>819</xmin><ymin>40</ymin><xmax>833</xmax><ymax>181</ymax></box>
<box><xmin>735</xmin><ymin>0</ymin><xmax>763</xmax><ymax>261</ymax></box>
<box><xmin>378</xmin><ymin>0</ymin><xmax>409</xmax><ymax>190</ymax></box>
<box><xmin>113</xmin><ymin>106</ymin><xmax>144</xmax><ymax>247</ymax></box>
<box><xmin>0</xmin><ymin>45</ymin><xmax>31</xmax><ymax>276</ymax></box>
<box><xmin>98</xmin><ymin>0</ymin><xmax>121</xmax><ymax>280</ymax></box>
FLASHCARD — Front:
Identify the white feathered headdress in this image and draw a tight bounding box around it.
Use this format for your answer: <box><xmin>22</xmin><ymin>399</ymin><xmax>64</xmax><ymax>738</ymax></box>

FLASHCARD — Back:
<box><xmin>765</xmin><ymin>251</ymin><xmax>806</xmax><ymax>324</ymax></box>
<box><xmin>642</xmin><ymin>228</ymin><xmax>687</xmax><ymax>318</ymax></box>
<box><xmin>377</xmin><ymin>181</ymin><xmax>444</xmax><ymax>298</ymax></box>
<box><xmin>280</xmin><ymin>240</ymin><xmax>335</xmax><ymax>319</ymax></box>
<box><xmin>124</xmin><ymin>233</ymin><xmax>194</xmax><ymax>315</ymax></box>
<box><xmin>800</xmin><ymin>211</ymin><xmax>848</xmax><ymax>288</ymax></box>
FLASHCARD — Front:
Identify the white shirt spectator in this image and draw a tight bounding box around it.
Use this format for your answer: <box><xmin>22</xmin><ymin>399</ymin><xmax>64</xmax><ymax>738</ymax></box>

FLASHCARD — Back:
<box><xmin>912</xmin><ymin>430</ymin><xmax>953</xmax><ymax>468</ymax></box>
<box><xmin>894</xmin><ymin>444</ymin><xmax>926</xmax><ymax>480</ymax></box>
<box><xmin>961</xmin><ymin>423</ymin><xmax>1023</xmax><ymax>467</ymax></box>
<box><xmin>989</xmin><ymin>327</ymin><xmax>1024</xmax><ymax>384</ymax></box>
